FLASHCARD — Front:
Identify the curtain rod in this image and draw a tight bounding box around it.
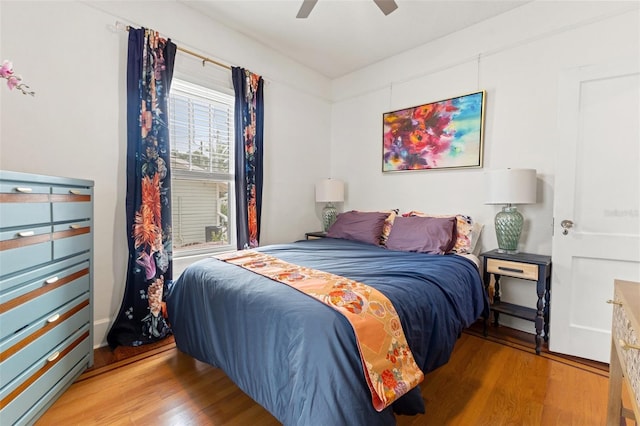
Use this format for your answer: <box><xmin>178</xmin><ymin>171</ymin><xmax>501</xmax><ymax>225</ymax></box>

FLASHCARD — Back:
<box><xmin>119</xmin><ymin>22</ymin><xmax>232</xmax><ymax>71</ymax></box>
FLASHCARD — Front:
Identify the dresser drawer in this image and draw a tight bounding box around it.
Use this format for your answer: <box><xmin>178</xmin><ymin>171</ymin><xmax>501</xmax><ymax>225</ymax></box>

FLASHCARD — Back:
<box><xmin>0</xmin><ymin>253</ymin><xmax>89</xmax><ymax>294</ymax></box>
<box><xmin>51</xmin><ymin>187</ymin><xmax>92</xmax><ymax>223</ymax></box>
<box><xmin>0</xmin><ymin>183</ymin><xmax>51</xmax><ymax>230</ymax></box>
<box><xmin>0</xmin><ymin>327</ymin><xmax>90</xmax><ymax>425</ymax></box>
<box><xmin>0</xmin><ymin>182</ymin><xmax>50</xmax><ymax>195</ymax></box>
<box><xmin>0</xmin><ymin>226</ymin><xmax>53</xmax><ymax>279</ymax></box>
<box><xmin>0</xmin><ymin>297</ymin><xmax>90</xmax><ymax>386</ymax></box>
<box><xmin>53</xmin><ymin>220</ymin><xmax>91</xmax><ymax>234</ymax></box>
<box><xmin>0</xmin><ymin>201</ymin><xmax>51</xmax><ymax>229</ymax></box>
<box><xmin>486</xmin><ymin>258</ymin><xmax>539</xmax><ymax>280</ymax></box>
<box><xmin>0</xmin><ymin>261</ymin><xmax>90</xmax><ymax>340</ymax></box>
<box><xmin>53</xmin><ymin>221</ymin><xmax>91</xmax><ymax>260</ymax></box>
<box><xmin>0</xmin><ymin>225</ymin><xmax>52</xmax><ymax>243</ymax></box>
<box><xmin>51</xmin><ymin>186</ymin><xmax>91</xmax><ymax>198</ymax></box>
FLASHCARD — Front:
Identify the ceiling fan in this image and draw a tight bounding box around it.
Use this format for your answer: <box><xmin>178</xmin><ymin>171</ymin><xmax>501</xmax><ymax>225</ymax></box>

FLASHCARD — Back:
<box><xmin>296</xmin><ymin>0</ymin><xmax>398</xmax><ymax>19</ymax></box>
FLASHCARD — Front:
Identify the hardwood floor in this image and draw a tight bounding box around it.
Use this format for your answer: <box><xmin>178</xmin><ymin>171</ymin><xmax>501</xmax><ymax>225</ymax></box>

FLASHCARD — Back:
<box><xmin>36</xmin><ymin>326</ymin><xmax>611</xmax><ymax>426</ymax></box>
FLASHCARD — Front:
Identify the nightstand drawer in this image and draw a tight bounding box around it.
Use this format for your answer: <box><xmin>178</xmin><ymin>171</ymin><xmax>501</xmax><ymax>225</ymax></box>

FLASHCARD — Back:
<box><xmin>305</xmin><ymin>231</ymin><xmax>327</xmax><ymax>240</ymax></box>
<box><xmin>486</xmin><ymin>258</ymin><xmax>538</xmax><ymax>280</ymax></box>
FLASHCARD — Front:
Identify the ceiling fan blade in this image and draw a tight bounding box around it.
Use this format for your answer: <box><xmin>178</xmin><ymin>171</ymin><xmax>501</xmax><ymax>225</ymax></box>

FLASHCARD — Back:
<box><xmin>296</xmin><ymin>0</ymin><xmax>319</xmax><ymax>18</ymax></box>
<box><xmin>373</xmin><ymin>0</ymin><xmax>398</xmax><ymax>16</ymax></box>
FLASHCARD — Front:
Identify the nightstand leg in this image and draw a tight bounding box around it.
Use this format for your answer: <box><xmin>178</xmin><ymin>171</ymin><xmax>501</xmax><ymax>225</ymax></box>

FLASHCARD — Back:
<box><xmin>535</xmin><ymin>276</ymin><xmax>545</xmax><ymax>355</ymax></box>
<box><xmin>543</xmin><ymin>277</ymin><xmax>551</xmax><ymax>342</ymax></box>
<box><xmin>482</xmin><ymin>271</ymin><xmax>490</xmax><ymax>336</ymax></box>
<box><xmin>493</xmin><ymin>274</ymin><xmax>501</xmax><ymax>326</ymax></box>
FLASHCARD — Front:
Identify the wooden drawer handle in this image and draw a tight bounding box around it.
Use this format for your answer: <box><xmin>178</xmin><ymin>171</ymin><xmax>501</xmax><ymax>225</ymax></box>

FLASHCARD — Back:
<box><xmin>15</xmin><ymin>187</ymin><xmax>33</xmax><ymax>193</ymax></box>
<box><xmin>44</xmin><ymin>276</ymin><xmax>59</xmax><ymax>285</ymax></box>
<box><xmin>619</xmin><ymin>339</ymin><xmax>640</xmax><ymax>351</ymax></box>
<box><xmin>17</xmin><ymin>231</ymin><xmax>35</xmax><ymax>237</ymax></box>
<box><xmin>47</xmin><ymin>351</ymin><xmax>60</xmax><ymax>362</ymax></box>
<box><xmin>47</xmin><ymin>313</ymin><xmax>60</xmax><ymax>323</ymax></box>
<box><xmin>498</xmin><ymin>266</ymin><xmax>524</xmax><ymax>274</ymax></box>
<box><xmin>606</xmin><ymin>299</ymin><xmax>623</xmax><ymax>306</ymax></box>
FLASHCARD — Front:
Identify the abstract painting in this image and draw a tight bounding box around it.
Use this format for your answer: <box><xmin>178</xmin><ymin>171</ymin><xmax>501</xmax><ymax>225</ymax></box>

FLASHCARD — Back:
<box><xmin>383</xmin><ymin>91</ymin><xmax>485</xmax><ymax>172</ymax></box>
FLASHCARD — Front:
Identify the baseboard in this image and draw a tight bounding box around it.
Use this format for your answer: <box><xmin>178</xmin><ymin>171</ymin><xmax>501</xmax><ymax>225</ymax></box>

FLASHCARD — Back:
<box><xmin>79</xmin><ymin>336</ymin><xmax>176</xmax><ymax>381</ymax></box>
<box><xmin>92</xmin><ymin>318</ymin><xmax>111</xmax><ymax>349</ymax></box>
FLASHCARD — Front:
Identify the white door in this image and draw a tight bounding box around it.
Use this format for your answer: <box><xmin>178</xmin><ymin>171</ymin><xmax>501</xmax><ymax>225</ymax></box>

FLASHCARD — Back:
<box><xmin>550</xmin><ymin>62</ymin><xmax>640</xmax><ymax>363</ymax></box>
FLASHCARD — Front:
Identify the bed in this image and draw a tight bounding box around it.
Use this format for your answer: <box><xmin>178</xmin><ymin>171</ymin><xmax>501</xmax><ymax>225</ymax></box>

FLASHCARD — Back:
<box><xmin>166</xmin><ymin>229</ymin><xmax>489</xmax><ymax>425</ymax></box>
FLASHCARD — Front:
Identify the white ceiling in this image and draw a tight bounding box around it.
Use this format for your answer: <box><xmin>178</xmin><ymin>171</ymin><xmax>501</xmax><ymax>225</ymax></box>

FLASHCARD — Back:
<box><xmin>179</xmin><ymin>0</ymin><xmax>531</xmax><ymax>79</ymax></box>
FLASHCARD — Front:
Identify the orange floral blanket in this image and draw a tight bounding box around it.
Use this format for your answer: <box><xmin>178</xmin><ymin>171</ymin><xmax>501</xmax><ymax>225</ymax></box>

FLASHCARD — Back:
<box><xmin>214</xmin><ymin>250</ymin><xmax>424</xmax><ymax>411</ymax></box>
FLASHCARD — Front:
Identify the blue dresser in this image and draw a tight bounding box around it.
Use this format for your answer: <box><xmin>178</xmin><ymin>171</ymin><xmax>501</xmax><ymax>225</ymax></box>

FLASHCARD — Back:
<box><xmin>0</xmin><ymin>171</ymin><xmax>94</xmax><ymax>425</ymax></box>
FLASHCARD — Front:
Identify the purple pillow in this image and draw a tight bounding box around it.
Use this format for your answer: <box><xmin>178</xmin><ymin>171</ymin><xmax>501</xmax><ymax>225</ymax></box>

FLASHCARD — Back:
<box><xmin>386</xmin><ymin>216</ymin><xmax>457</xmax><ymax>254</ymax></box>
<box><xmin>327</xmin><ymin>211</ymin><xmax>389</xmax><ymax>246</ymax></box>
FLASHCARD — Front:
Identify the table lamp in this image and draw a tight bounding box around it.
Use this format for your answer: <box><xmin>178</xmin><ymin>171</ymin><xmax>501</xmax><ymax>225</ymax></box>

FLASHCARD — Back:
<box><xmin>485</xmin><ymin>169</ymin><xmax>537</xmax><ymax>253</ymax></box>
<box><xmin>315</xmin><ymin>178</ymin><xmax>344</xmax><ymax>232</ymax></box>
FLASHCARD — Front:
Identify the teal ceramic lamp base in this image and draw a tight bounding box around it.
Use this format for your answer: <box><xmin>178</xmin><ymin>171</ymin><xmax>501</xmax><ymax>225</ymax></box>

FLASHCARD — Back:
<box><xmin>495</xmin><ymin>205</ymin><xmax>523</xmax><ymax>254</ymax></box>
<box><xmin>322</xmin><ymin>203</ymin><xmax>337</xmax><ymax>232</ymax></box>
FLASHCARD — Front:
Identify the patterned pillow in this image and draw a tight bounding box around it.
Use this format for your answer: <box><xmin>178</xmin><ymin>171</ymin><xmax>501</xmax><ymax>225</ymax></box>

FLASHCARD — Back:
<box><xmin>379</xmin><ymin>209</ymin><xmax>399</xmax><ymax>247</ymax></box>
<box><xmin>402</xmin><ymin>211</ymin><xmax>475</xmax><ymax>254</ymax></box>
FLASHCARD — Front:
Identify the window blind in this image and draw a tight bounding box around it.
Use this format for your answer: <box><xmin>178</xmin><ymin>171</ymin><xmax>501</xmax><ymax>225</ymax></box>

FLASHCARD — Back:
<box><xmin>169</xmin><ymin>79</ymin><xmax>234</xmax><ymax>180</ymax></box>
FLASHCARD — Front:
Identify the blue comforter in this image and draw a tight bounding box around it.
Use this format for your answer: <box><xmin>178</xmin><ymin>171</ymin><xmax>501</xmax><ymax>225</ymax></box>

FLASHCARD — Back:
<box><xmin>166</xmin><ymin>238</ymin><xmax>488</xmax><ymax>426</ymax></box>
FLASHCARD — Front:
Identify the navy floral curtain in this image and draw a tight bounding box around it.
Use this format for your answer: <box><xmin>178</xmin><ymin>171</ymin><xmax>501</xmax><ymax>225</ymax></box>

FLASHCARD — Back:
<box><xmin>108</xmin><ymin>28</ymin><xmax>176</xmax><ymax>348</ymax></box>
<box><xmin>232</xmin><ymin>67</ymin><xmax>264</xmax><ymax>249</ymax></box>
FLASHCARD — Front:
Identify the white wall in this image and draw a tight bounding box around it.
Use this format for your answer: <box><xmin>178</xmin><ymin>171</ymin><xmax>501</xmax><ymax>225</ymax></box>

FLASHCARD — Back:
<box><xmin>0</xmin><ymin>1</ymin><xmax>332</xmax><ymax>347</ymax></box>
<box><xmin>330</xmin><ymin>1</ymin><xmax>639</xmax><ymax>331</ymax></box>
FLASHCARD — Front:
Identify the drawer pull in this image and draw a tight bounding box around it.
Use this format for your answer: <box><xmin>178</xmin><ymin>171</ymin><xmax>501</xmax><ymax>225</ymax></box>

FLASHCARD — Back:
<box><xmin>619</xmin><ymin>339</ymin><xmax>640</xmax><ymax>351</ymax></box>
<box><xmin>606</xmin><ymin>299</ymin><xmax>623</xmax><ymax>306</ymax></box>
<box><xmin>44</xmin><ymin>276</ymin><xmax>59</xmax><ymax>285</ymax></box>
<box><xmin>15</xmin><ymin>187</ymin><xmax>33</xmax><ymax>193</ymax></box>
<box><xmin>47</xmin><ymin>351</ymin><xmax>60</xmax><ymax>362</ymax></box>
<box><xmin>17</xmin><ymin>231</ymin><xmax>35</xmax><ymax>237</ymax></box>
<box><xmin>47</xmin><ymin>314</ymin><xmax>60</xmax><ymax>323</ymax></box>
<box><xmin>69</xmin><ymin>189</ymin><xmax>82</xmax><ymax>195</ymax></box>
<box><xmin>69</xmin><ymin>224</ymin><xmax>82</xmax><ymax>229</ymax></box>
<box><xmin>498</xmin><ymin>266</ymin><xmax>524</xmax><ymax>274</ymax></box>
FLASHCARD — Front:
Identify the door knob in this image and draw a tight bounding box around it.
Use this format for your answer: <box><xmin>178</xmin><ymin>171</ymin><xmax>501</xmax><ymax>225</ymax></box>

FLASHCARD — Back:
<box><xmin>560</xmin><ymin>219</ymin><xmax>574</xmax><ymax>235</ymax></box>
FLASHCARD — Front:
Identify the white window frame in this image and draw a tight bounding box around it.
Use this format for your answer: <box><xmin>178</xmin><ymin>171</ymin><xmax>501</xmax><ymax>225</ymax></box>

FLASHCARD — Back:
<box><xmin>168</xmin><ymin>78</ymin><xmax>236</xmax><ymax>259</ymax></box>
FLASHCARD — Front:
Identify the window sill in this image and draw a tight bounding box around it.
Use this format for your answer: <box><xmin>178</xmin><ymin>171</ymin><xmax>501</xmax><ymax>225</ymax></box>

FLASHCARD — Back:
<box><xmin>173</xmin><ymin>246</ymin><xmax>235</xmax><ymax>277</ymax></box>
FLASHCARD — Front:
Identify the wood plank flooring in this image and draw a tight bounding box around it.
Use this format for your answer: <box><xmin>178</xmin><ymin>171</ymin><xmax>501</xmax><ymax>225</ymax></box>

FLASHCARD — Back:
<box><xmin>36</xmin><ymin>330</ymin><xmax>611</xmax><ymax>425</ymax></box>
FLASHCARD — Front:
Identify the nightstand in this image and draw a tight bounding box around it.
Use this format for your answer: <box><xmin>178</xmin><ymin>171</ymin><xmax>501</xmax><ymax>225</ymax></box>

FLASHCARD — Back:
<box><xmin>481</xmin><ymin>249</ymin><xmax>552</xmax><ymax>355</ymax></box>
<box><xmin>305</xmin><ymin>231</ymin><xmax>327</xmax><ymax>240</ymax></box>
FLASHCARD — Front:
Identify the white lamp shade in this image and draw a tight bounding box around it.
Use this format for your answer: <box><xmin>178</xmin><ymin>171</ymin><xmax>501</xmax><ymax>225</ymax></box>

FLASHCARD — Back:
<box><xmin>485</xmin><ymin>169</ymin><xmax>537</xmax><ymax>205</ymax></box>
<box><xmin>315</xmin><ymin>179</ymin><xmax>344</xmax><ymax>203</ymax></box>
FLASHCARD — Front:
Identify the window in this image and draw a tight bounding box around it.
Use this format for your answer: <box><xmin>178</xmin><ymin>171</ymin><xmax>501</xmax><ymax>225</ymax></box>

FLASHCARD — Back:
<box><xmin>168</xmin><ymin>79</ymin><xmax>235</xmax><ymax>255</ymax></box>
